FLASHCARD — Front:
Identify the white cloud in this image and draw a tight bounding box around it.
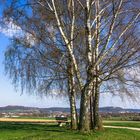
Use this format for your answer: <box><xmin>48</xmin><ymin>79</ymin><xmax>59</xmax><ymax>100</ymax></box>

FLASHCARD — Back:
<box><xmin>25</xmin><ymin>32</ymin><xmax>36</xmax><ymax>46</ymax></box>
<box><xmin>0</xmin><ymin>18</ymin><xmax>22</xmax><ymax>37</ymax></box>
<box><xmin>0</xmin><ymin>18</ymin><xmax>37</xmax><ymax>46</ymax></box>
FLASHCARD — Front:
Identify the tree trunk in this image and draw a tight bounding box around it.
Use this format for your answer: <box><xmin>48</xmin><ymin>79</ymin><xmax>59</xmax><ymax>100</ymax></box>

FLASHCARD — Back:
<box><xmin>90</xmin><ymin>91</ymin><xmax>93</xmax><ymax>129</ymax></box>
<box><xmin>68</xmin><ymin>59</ymin><xmax>78</xmax><ymax>130</ymax></box>
<box><xmin>69</xmin><ymin>90</ymin><xmax>78</xmax><ymax>130</ymax></box>
<box><xmin>78</xmin><ymin>0</ymin><xmax>93</xmax><ymax>131</ymax></box>
<box><xmin>92</xmin><ymin>0</ymin><xmax>102</xmax><ymax>130</ymax></box>
<box><xmin>93</xmin><ymin>78</ymin><xmax>103</xmax><ymax>130</ymax></box>
<box><xmin>79</xmin><ymin>81</ymin><xmax>93</xmax><ymax>131</ymax></box>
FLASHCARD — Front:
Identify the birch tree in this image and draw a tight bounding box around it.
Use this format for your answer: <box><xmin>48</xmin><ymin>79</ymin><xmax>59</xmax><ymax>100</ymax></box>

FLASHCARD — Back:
<box><xmin>2</xmin><ymin>0</ymin><xmax>140</xmax><ymax>132</ymax></box>
<box><xmin>2</xmin><ymin>0</ymin><xmax>80</xmax><ymax>129</ymax></box>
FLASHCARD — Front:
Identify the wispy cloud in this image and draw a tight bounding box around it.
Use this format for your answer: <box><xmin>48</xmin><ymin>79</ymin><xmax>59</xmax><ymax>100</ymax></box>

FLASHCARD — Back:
<box><xmin>0</xmin><ymin>18</ymin><xmax>22</xmax><ymax>37</ymax></box>
<box><xmin>0</xmin><ymin>18</ymin><xmax>36</xmax><ymax>46</ymax></box>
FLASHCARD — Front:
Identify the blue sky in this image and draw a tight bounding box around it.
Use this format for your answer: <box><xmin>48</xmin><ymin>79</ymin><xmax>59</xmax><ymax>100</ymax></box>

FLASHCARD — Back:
<box><xmin>0</xmin><ymin>4</ymin><xmax>139</xmax><ymax>109</ymax></box>
<box><xmin>0</xmin><ymin>33</ymin><xmax>69</xmax><ymax>108</ymax></box>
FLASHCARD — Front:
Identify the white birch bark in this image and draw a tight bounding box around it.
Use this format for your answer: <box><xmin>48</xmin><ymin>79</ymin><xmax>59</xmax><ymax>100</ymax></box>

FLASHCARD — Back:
<box><xmin>79</xmin><ymin>0</ymin><xmax>94</xmax><ymax>131</ymax></box>
<box><xmin>51</xmin><ymin>0</ymin><xmax>83</xmax><ymax>89</ymax></box>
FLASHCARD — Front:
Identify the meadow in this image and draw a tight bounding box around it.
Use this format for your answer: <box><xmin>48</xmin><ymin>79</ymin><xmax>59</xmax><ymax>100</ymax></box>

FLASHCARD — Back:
<box><xmin>0</xmin><ymin>121</ymin><xmax>140</xmax><ymax>140</ymax></box>
<box><xmin>103</xmin><ymin>121</ymin><xmax>140</xmax><ymax>128</ymax></box>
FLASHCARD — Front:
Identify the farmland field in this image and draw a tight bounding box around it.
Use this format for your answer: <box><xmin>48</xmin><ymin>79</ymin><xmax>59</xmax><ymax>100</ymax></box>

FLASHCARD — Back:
<box><xmin>0</xmin><ymin>121</ymin><xmax>140</xmax><ymax>140</ymax></box>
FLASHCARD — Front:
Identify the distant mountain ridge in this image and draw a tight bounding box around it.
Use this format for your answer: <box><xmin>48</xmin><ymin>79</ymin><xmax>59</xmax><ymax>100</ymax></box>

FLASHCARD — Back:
<box><xmin>99</xmin><ymin>106</ymin><xmax>140</xmax><ymax>113</ymax></box>
<box><xmin>0</xmin><ymin>105</ymin><xmax>140</xmax><ymax>113</ymax></box>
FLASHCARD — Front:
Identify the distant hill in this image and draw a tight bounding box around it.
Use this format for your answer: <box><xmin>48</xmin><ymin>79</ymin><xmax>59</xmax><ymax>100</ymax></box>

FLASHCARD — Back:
<box><xmin>0</xmin><ymin>105</ymin><xmax>38</xmax><ymax>110</ymax></box>
<box><xmin>0</xmin><ymin>105</ymin><xmax>70</xmax><ymax>113</ymax></box>
<box><xmin>0</xmin><ymin>105</ymin><xmax>140</xmax><ymax>113</ymax></box>
<box><xmin>0</xmin><ymin>105</ymin><xmax>39</xmax><ymax>113</ymax></box>
<box><xmin>100</xmin><ymin>106</ymin><xmax>140</xmax><ymax>113</ymax></box>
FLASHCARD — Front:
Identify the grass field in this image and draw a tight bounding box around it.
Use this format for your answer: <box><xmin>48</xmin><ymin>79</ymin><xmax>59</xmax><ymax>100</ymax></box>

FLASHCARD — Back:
<box><xmin>0</xmin><ymin>122</ymin><xmax>140</xmax><ymax>140</ymax></box>
<box><xmin>103</xmin><ymin>121</ymin><xmax>140</xmax><ymax>128</ymax></box>
<box><xmin>1</xmin><ymin>118</ymin><xmax>140</xmax><ymax>128</ymax></box>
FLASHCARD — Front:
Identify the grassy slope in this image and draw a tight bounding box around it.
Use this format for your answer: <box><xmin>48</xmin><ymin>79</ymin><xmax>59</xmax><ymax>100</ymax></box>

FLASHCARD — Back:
<box><xmin>0</xmin><ymin>122</ymin><xmax>140</xmax><ymax>140</ymax></box>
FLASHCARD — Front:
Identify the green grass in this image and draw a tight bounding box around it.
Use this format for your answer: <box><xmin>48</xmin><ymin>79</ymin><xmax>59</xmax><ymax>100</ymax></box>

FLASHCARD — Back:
<box><xmin>103</xmin><ymin>117</ymin><xmax>124</xmax><ymax>121</ymax></box>
<box><xmin>103</xmin><ymin>121</ymin><xmax>140</xmax><ymax>128</ymax></box>
<box><xmin>103</xmin><ymin>116</ymin><xmax>140</xmax><ymax>121</ymax></box>
<box><xmin>7</xmin><ymin>117</ymin><xmax>71</xmax><ymax>121</ymax></box>
<box><xmin>0</xmin><ymin>122</ymin><xmax>140</xmax><ymax>140</ymax></box>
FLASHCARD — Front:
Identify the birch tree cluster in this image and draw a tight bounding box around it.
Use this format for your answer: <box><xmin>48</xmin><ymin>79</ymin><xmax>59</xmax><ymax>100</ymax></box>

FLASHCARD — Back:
<box><xmin>2</xmin><ymin>0</ymin><xmax>140</xmax><ymax>131</ymax></box>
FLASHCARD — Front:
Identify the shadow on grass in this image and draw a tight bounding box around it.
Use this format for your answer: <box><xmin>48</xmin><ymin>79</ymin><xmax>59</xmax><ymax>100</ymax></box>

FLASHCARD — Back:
<box><xmin>0</xmin><ymin>122</ymin><xmax>69</xmax><ymax>133</ymax></box>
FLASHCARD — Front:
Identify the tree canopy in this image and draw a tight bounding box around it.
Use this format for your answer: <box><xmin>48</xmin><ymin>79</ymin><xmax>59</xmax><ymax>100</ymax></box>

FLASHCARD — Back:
<box><xmin>1</xmin><ymin>0</ymin><xmax>140</xmax><ymax>131</ymax></box>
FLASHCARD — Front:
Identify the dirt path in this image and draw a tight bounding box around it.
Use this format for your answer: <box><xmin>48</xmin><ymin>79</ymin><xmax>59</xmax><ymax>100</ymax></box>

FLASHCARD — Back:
<box><xmin>103</xmin><ymin>121</ymin><xmax>140</xmax><ymax>123</ymax></box>
<box><xmin>104</xmin><ymin>125</ymin><xmax>140</xmax><ymax>131</ymax></box>
<box><xmin>0</xmin><ymin>118</ymin><xmax>69</xmax><ymax>123</ymax></box>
